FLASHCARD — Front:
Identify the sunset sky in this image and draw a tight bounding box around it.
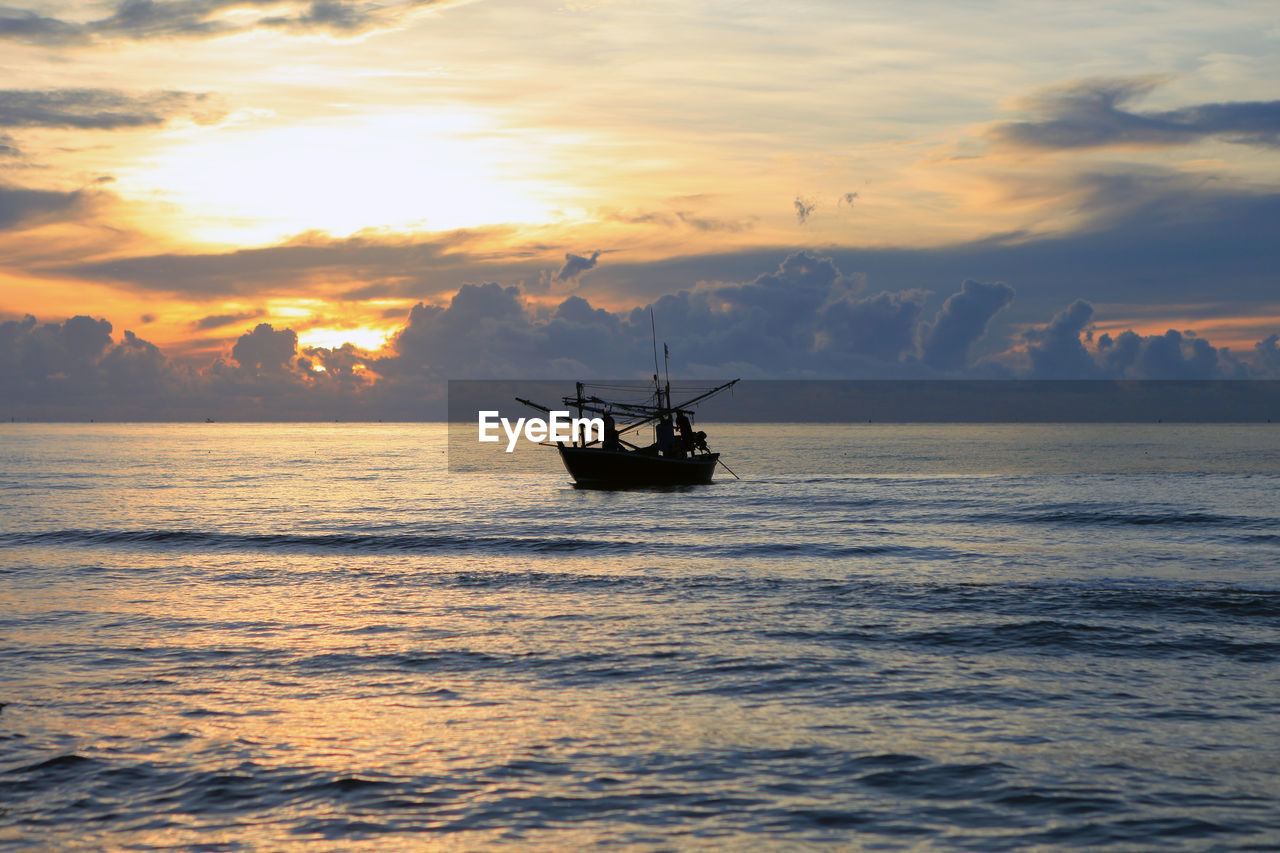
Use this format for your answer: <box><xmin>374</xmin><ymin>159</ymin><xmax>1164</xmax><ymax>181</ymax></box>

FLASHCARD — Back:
<box><xmin>2</xmin><ymin>0</ymin><xmax>1279</xmax><ymax>417</ymax></box>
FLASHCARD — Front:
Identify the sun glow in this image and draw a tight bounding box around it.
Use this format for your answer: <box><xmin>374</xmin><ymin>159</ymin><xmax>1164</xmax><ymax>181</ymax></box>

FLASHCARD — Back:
<box><xmin>296</xmin><ymin>326</ymin><xmax>393</xmax><ymax>352</ymax></box>
<box><xmin>118</xmin><ymin>111</ymin><xmax>572</xmax><ymax>245</ymax></box>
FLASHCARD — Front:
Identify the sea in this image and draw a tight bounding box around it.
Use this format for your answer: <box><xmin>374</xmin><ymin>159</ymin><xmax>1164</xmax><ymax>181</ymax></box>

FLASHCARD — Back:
<box><xmin>2</xmin><ymin>422</ymin><xmax>1278</xmax><ymax>851</ymax></box>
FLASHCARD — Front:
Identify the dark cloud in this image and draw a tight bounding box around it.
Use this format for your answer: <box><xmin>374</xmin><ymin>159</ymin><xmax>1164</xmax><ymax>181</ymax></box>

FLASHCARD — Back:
<box><xmin>555</xmin><ymin>250</ymin><xmax>601</xmax><ymax>282</ymax></box>
<box><xmin>382</xmin><ymin>254</ymin><xmax>884</xmax><ymax>382</ymax></box>
<box><xmin>675</xmin><ymin>211</ymin><xmax>753</xmax><ymax>233</ymax></box>
<box><xmin>0</xmin><ymin>88</ymin><xmax>212</xmax><ymax>130</ymax></box>
<box><xmin>341</xmin><ymin>283</ymin><xmax>399</xmax><ymax>300</ymax></box>
<box><xmin>991</xmin><ymin>77</ymin><xmax>1280</xmax><ymax>151</ymax></box>
<box><xmin>56</xmin><ymin>231</ymin><xmax>522</xmax><ymax>297</ymax></box>
<box><xmin>1095</xmin><ymin>328</ymin><xmax>1240</xmax><ymax>379</ymax></box>
<box><xmin>0</xmin><ymin>6</ymin><xmax>86</xmax><ymax>45</ymax></box>
<box><xmin>0</xmin><ymin>0</ymin><xmax>424</xmax><ymax>45</ymax></box>
<box><xmin>89</xmin><ymin>0</ymin><xmax>249</xmax><ymax>40</ymax></box>
<box><xmin>0</xmin><ymin>312</ymin><xmax>377</xmax><ymax>419</ymax></box>
<box><xmin>422</xmin><ymin>251</ymin><xmax>951</xmax><ymax>379</ymax></box>
<box><xmin>278</xmin><ymin>0</ymin><xmax>376</xmax><ymax>32</ymax></box>
<box><xmin>191</xmin><ymin>311</ymin><xmax>263</xmax><ymax>331</ymax></box>
<box><xmin>918</xmin><ymin>279</ymin><xmax>1015</xmax><ymax>372</ymax></box>
<box><xmin>0</xmin><ymin>314</ymin><xmax>185</xmax><ymax>413</ymax></box>
<box><xmin>380</xmin><ymin>283</ymin><xmax>583</xmax><ymax>380</ymax></box>
<box><xmin>0</xmin><ymin>185</ymin><xmax>84</xmax><ymax>229</ymax></box>
<box><xmin>607</xmin><ymin>209</ymin><xmax>754</xmax><ymax>233</ymax></box>
<box><xmin>1024</xmin><ymin>299</ymin><xmax>1099</xmax><ymax>379</ymax></box>
<box><xmin>822</xmin><ymin>290</ymin><xmax>927</xmax><ymax>361</ymax></box>
<box><xmin>231</xmin><ymin>323</ymin><xmax>299</xmax><ymax>373</ymax></box>
<box><xmin>1256</xmin><ymin>335</ymin><xmax>1280</xmax><ymax>375</ymax></box>
<box><xmin>301</xmin><ymin>342</ymin><xmax>375</xmax><ymax>387</ymax></box>
<box><xmin>92</xmin><ymin>0</ymin><xmax>380</xmax><ymax>39</ymax></box>
<box><xmin>98</xmin><ymin>328</ymin><xmax>175</xmax><ymax>390</ymax></box>
<box><xmin>1016</xmin><ymin>299</ymin><xmax>1259</xmax><ymax>379</ymax></box>
<box><xmin>794</xmin><ymin>197</ymin><xmax>815</xmax><ymax>224</ymax></box>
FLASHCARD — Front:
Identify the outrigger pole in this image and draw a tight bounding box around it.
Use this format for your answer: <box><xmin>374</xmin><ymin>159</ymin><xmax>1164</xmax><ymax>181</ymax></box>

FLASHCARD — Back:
<box><xmin>571</xmin><ymin>379</ymin><xmax>740</xmax><ymax>439</ymax></box>
<box><xmin>515</xmin><ymin>378</ymin><xmax>739</xmax><ymax>443</ymax></box>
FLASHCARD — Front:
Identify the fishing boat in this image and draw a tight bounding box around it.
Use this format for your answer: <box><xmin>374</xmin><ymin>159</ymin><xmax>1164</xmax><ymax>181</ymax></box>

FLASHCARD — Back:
<box><xmin>516</xmin><ymin>377</ymin><xmax>739</xmax><ymax>488</ymax></box>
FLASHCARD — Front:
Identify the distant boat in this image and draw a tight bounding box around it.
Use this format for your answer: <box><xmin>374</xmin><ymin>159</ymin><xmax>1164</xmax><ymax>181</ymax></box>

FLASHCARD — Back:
<box><xmin>517</xmin><ymin>378</ymin><xmax>739</xmax><ymax>488</ymax></box>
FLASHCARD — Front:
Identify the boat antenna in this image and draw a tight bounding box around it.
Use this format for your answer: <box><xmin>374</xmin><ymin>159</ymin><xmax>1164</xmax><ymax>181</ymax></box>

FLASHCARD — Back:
<box><xmin>663</xmin><ymin>342</ymin><xmax>671</xmax><ymax>410</ymax></box>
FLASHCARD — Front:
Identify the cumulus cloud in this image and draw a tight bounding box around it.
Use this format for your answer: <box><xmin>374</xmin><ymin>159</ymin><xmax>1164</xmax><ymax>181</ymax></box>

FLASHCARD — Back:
<box><xmin>1017</xmin><ymin>299</ymin><xmax>1257</xmax><ymax>379</ymax></box>
<box><xmin>374</xmin><ymin>251</ymin><xmax>1011</xmax><ymax>380</ymax></box>
<box><xmin>230</xmin><ymin>323</ymin><xmax>299</xmax><ymax>373</ymax></box>
<box><xmin>0</xmin><ymin>314</ymin><xmax>186</xmax><ymax>415</ymax></box>
<box><xmin>1023</xmin><ymin>299</ymin><xmax>1099</xmax><ymax>378</ymax></box>
<box><xmin>381</xmin><ymin>282</ymin><xmax>592</xmax><ymax>379</ymax></box>
<box><xmin>990</xmin><ymin>77</ymin><xmax>1280</xmax><ymax>151</ymax></box>
<box><xmin>822</xmin><ymin>290</ymin><xmax>927</xmax><ymax>361</ymax></box>
<box><xmin>918</xmin><ymin>279</ymin><xmax>1015</xmax><ymax>371</ymax></box>
<box><xmin>1256</xmin><ymin>335</ymin><xmax>1280</xmax><ymax>375</ymax></box>
<box><xmin>1096</xmin><ymin>328</ymin><xmax>1238</xmax><ymax>379</ymax></box>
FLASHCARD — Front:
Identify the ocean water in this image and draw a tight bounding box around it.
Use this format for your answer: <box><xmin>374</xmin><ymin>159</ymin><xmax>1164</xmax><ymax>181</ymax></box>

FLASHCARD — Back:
<box><xmin>2</xmin><ymin>422</ymin><xmax>1279</xmax><ymax>851</ymax></box>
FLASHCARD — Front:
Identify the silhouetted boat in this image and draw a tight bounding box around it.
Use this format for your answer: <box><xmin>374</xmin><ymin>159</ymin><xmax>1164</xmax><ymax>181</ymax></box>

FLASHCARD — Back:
<box><xmin>517</xmin><ymin>378</ymin><xmax>739</xmax><ymax>488</ymax></box>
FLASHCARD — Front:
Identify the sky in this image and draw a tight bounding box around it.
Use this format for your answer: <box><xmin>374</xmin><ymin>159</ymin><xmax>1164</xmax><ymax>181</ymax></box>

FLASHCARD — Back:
<box><xmin>2</xmin><ymin>0</ymin><xmax>1279</xmax><ymax>418</ymax></box>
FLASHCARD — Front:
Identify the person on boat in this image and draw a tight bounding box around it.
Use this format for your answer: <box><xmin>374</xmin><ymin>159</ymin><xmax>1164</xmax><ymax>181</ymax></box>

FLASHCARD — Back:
<box><xmin>655</xmin><ymin>415</ymin><xmax>676</xmax><ymax>457</ymax></box>
<box><xmin>691</xmin><ymin>430</ymin><xmax>709</xmax><ymax>454</ymax></box>
<box><xmin>675</xmin><ymin>411</ymin><xmax>694</xmax><ymax>454</ymax></box>
<box><xmin>603</xmin><ymin>411</ymin><xmax>621</xmax><ymax>451</ymax></box>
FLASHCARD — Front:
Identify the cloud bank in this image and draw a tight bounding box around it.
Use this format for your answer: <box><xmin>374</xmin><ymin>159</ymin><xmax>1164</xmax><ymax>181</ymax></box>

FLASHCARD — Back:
<box><xmin>3</xmin><ymin>251</ymin><xmax>1276</xmax><ymax>420</ymax></box>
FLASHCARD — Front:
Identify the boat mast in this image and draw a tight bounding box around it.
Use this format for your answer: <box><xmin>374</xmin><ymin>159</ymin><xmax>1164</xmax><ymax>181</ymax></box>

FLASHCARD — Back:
<box><xmin>663</xmin><ymin>343</ymin><xmax>671</xmax><ymax>410</ymax></box>
<box><xmin>649</xmin><ymin>308</ymin><xmax>662</xmax><ymax>411</ymax></box>
<box><xmin>575</xmin><ymin>382</ymin><xmax>584</xmax><ymax>446</ymax></box>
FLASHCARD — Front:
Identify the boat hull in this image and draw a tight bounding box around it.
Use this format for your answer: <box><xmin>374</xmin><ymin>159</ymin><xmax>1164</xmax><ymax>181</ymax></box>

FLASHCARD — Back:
<box><xmin>557</xmin><ymin>445</ymin><xmax>719</xmax><ymax>487</ymax></box>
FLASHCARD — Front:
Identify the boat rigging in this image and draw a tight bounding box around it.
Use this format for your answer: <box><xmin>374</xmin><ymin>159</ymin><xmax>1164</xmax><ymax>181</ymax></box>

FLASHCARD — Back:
<box><xmin>516</xmin><ymin>374</ymin><xmax>739</xmax><ymax>487</ymax></box>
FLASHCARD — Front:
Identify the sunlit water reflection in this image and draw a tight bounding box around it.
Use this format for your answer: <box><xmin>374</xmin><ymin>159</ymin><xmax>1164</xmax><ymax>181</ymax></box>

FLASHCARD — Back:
<box><xmin>2</xmin><ymin>423</ymin><xmax>1279</xmax><ymax>850</ymax></box>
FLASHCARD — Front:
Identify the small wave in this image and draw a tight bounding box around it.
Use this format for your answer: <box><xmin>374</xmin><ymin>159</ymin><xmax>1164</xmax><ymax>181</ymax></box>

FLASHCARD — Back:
<box><xmin>714</xmin><ymin>541</ymin><xmax>953</xmax><ymax>559</ymax></box>
<box><xmin>0</xmin><ymin>528</ymin><xmax>638</xmax><ymax>556</ymax></box>
<box><xmin>982</xmin><ymin>506</ymin><xmax>1250</xmax><ymax>527</ymax></box>
<box><xmin>1</xmin><ymin>527</ymin><xmax>953</xmax><ymax>561</ymax></box>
